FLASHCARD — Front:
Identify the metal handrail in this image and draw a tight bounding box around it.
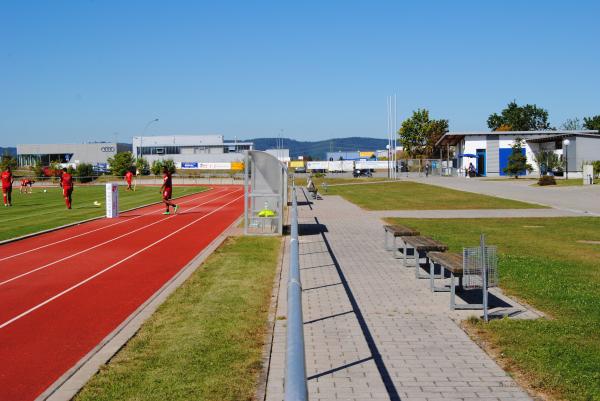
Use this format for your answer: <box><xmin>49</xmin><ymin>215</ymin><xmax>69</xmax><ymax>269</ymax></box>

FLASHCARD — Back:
<box><xmin>285</xmin><ymin>184</ymin><xmax>308</xmax><ymax>401</ymax></box>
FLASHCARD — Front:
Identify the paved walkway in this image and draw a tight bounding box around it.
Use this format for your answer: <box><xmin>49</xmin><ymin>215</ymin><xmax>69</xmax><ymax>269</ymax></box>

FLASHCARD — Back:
<box><xmin>369</xmin><ymin>208</ymin><xmax>580</xmax><ymax>219</ymax></box>
<box><xmin>265</xmin><ymin>192</ymin><xmax>533</xmax><ymax>401</ymax></box>
<box><xmin>407</xmin><ymin>176</ymin><xmax>600</xmax><ymax>216</ymax></box>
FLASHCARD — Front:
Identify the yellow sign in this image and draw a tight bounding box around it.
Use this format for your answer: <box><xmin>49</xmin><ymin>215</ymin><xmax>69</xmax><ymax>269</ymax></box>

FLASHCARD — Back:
<box><xmin>289</xmin><ymin>161</ymin><xmax>305</xmax><ymax>168</ymax></box>
<box><xmin>359</xmin><ymin>151</ymin><xmax>374</xmax><ymax>157</ymax></box>
<box><xmin>231</xmin><ymin>162</ymin><xmax>244</xmax><ymax>170</ymax></box>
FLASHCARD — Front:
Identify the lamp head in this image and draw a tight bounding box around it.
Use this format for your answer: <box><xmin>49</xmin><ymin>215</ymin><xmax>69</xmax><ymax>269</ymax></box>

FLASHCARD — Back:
<box><xmin>563</xmin><ymin>138</ymin><xmax>570</xmax><ymax>146</ymax></box>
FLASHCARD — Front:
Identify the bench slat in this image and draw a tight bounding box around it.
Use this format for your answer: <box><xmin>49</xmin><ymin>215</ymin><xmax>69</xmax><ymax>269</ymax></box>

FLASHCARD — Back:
<box><xmin>401</xmin><ymin>235</ymin><xmax>448</xmax><ymax>252</ymax></box>
<box><xmin>384</xmin><ymin>225</ymin><xmax>419</xmax><ymax>237</ymax></box>
<box><xmin>427</xmin><ymin>251</ymin><xmax>462</xmax><ymax>273</ymax></box>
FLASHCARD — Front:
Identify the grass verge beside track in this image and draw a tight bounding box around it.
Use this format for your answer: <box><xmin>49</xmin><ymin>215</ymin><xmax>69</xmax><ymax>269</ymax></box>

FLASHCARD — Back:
<box><xmin>322</xmin><ymin>181</ymin><xmax>545</xmax><ymax>210</ymax></box>
<box><xmin>0</xmin><ymin>185</ymin><xmax>207</xmax><ymax>241</ymax></box>
<box><xmin>75</xmin><ymin>235</ymin><xmax>281</xmax><ymax>401</ymax></box>
<box><xmin>387</xmin><ymin>217</ymin><xmax>600</xmax><ymax>401</ymax></box>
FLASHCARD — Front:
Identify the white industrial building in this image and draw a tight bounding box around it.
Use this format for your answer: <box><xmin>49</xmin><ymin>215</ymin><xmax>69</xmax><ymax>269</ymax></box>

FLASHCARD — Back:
<box><xmin>17</xmin><ymin>142</ymin><xmax>131</xmax><ymax>169</ymax></box>
<box><xmin>132</xmin><ymin>135</ymin><xmax>253</xmax><ymax>168</ymax></box>
<box><xmin>436</xmin><ymin>130</ymin><xmax>600</xmax><ymax>177</ymax></box>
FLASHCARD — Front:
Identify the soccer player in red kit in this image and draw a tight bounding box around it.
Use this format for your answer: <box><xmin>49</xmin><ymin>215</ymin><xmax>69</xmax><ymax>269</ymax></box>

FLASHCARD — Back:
<box><xmin>124</xmin><ymin>170</ymin><xmax>134</xmax><ymax>191</ymax></box>
<box><xmin>1</xmin><ymin>166</ymin><xmax>14</xmax><ymax>207</ymax></box>
<box><xmin>159</xmin><ymin>166</ymin><xmax>178</xmax><ymax>215</ymax></box>
<box><xmin>59</xmin><ymin>168</ymin><xmax>74</xmax><ymax>209</ymax></box>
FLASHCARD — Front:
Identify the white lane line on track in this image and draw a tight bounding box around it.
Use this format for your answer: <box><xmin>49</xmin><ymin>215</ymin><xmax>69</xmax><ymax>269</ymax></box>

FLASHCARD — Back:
<box><xmin>0</xmin><ymin>194</ymin><xmax>243</xmax><ymax>330</ymax></box>
<box><xmin>0</xmin><ymin>188</ymin><xmax>227</xmax><ymax>262</ymax></box>
<box><xmin>0</xmin><ymin>189</ymin><xmax>241</xmax><ymax>287</ymax></box>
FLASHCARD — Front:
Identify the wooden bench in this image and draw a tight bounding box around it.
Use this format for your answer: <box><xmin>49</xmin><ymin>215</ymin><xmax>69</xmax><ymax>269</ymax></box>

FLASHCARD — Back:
<box><xmin>400</xmin><ymin>236</ymin><xmax>448</xmax><ymax>278</ymax></box>
<box><xmin>383</xmin><ymin>225</ymin><xmax>420</xmax><ymax>258</ymax></box>
<box><xmin>427</xmin><ymin>251</ymin><xmax>483</xmax><ymax>310</ymax></box>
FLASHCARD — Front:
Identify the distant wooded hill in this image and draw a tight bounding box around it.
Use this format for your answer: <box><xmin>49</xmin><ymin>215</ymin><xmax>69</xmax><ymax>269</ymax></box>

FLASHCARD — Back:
<box><xmin>247</xmin><ymin>137</ymin><xmax>389</xmax><ymax>159</ymax></box>
<box><xmin>0</xmin><ymin>147</ymin><xmax>16</xmax><ymax>157</ymax></box>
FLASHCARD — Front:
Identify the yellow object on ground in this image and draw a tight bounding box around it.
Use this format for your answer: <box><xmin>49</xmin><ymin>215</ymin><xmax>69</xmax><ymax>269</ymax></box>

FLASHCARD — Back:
<box><xmin>258</xmin><ymin>209</ymin><xmax>276</xmax><ymax>217</ymax></box>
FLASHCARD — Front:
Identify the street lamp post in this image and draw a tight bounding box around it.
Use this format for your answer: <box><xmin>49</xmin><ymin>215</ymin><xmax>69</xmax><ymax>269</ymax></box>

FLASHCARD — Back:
<box><xmin>386</xmin><ymin>144</ymin><xmax>390</xmax><ymax>178</ymax></box>
<box><xmin>139</xmin><ymin>118</ymin><xmax>159</xmax><ymax>159</ymax></box>
<box><xmin>563</xmin><ymin>138</ymin><xmax>570</xmax><ymax>180</ymax></box>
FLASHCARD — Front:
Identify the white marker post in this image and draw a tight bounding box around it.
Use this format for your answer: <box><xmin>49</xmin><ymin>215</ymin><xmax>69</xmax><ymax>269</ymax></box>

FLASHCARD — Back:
<box><xmin>106</xmin><ymin>183</ymin><xmax>119</xmax><ymax>218</ymax></box>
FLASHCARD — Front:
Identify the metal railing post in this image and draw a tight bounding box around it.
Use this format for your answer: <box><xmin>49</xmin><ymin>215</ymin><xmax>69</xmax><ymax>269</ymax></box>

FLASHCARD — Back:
<box><xmin>285</xmin><ymin>184</ymin><xmax>308</xmax><ymax>401</ymax></box>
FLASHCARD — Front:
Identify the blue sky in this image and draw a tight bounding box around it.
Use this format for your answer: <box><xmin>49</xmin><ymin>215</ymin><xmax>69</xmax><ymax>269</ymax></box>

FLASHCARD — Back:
<box><xmin>1</xmin><ymin>0</ymin><xmax>599</xmax><ymax>146</ymax></box>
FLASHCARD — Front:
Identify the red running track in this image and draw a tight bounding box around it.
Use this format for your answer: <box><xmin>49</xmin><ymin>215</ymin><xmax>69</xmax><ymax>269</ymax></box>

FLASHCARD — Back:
<box><xmin>0</xmin><ymin>185</ymin><xmax>244</xmax><ymax>401</ymax></box>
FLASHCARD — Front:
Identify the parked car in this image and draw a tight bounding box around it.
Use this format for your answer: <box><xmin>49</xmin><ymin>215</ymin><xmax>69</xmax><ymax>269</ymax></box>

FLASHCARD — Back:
<box><xmin>294</xmin><ymin>166</ymin><xmax>307</xmax><ymax>174</ymax></box>
<box><xmin>353</xmin><ymin>168</ymin><xmax>372</xmax><ymax>178</ymax></box>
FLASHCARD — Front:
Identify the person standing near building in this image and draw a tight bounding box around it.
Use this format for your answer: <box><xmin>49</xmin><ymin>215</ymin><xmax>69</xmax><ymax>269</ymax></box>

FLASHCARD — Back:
<box><xmin>1</xmin><ymin>166</ymin><xmax>14</xmax><ymax>207</ymax></box>
<box><xmin>159</xmin><ymin>166</ymin><xmax>178</xmax><ymax>215</ymax></box>
<box><xmin>59</xmin><ymin>168</ymin><xmax>74</xmax><ymax>209</ymax></box>
<box><xmin>124</xmin><ymin>170</ymin><xmax>134</xmax><ymax>191</ymax></box>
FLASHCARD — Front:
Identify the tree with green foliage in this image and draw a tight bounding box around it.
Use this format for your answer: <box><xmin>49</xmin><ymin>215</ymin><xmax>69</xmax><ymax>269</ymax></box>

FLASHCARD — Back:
<box><xmin>503</xmin><ymin>137</ymin><xmax>533</xmax><ymax>178</ymax></box>
<box><xmin>107</xmin><ymin>151</ymin><xmax>135</xmax><ymax>176</ymax></box>
<box><xmin>150</xmin><ymin>160</ymin><xmax>163</xmax><ymax>175</ymax></box>
<box><xmin>561</xmin><ymin>117</ymin><xmax>582</xmax><ymax>130</ymax></box>
<box><xmin>135</xmin><ymin>157</ymin><xmax>150</xmax><ymax>175</ymax></box>
<box><xmin>533</xmin><ymin>150</ymin><xmax>563</xmax><ymax>177</ymax></box>
<box><xmin>162</xmin><ymin>159</ymin><xmax>176</xmax><ymax>174</ymax></box>
<box><xmin>583</xmin><ymin>115</ymin><xmax>600</xmax><ymax>130</ymax></box>
<box><xmin>487</xmin><ymin>101</ymin><xmax>551</xmax><ymax>131</ymax></box>
<box><xmin>0</xmin><ymin>155</ymin><xmax>18</xmax><ymax>171</ymax></box>
<box><xmin>398</xmin><ymin>109</ymin><xmax>449</xmax><ymax>157</ymax></box>
<box><xmin>30</xmin><ymin>159</ymin><xmax>44</xmax><ymax>177</ymax></box>
<box><xmin>76</xmin><ymin>163</ymin><xmax>96</xmax><ymax>183</ymax></box>
<box><xmin>150</xmin><ymin>159</ymin><xmax>176</xmax><ymax>175</ymax></box>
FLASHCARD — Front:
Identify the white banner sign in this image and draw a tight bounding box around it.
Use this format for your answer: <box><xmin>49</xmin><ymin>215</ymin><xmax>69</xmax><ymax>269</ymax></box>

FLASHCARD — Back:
<box><xmin>307</xmin><ymin>161</ymin><xmax>328</xmax><ymax>170</ymax></box>
<box><xmin>106</xmin><ymin>183</ymin><xmax>119</xmax><ymax>218</ymax></box>
<box><xmin>355</xmin><ymin>160</ymin><xmax>389</xmax><ymax>169</ymax></box>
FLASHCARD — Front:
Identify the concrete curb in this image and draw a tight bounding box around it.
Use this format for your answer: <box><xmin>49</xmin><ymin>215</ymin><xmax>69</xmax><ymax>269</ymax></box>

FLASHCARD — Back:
<box><xmin>37</xmin><ymin>214</ymin><xmax>242</xmax><ymax>401</ymax></box>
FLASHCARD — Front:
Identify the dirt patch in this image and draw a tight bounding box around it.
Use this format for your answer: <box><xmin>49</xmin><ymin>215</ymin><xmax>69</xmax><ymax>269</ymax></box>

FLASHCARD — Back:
<box><xmin>577</xmin><ymin>240</ymin><xmax>600</xmax><ymax>245</ymax></box>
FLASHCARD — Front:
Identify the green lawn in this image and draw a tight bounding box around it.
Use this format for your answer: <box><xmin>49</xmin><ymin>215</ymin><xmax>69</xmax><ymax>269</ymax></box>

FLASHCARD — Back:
<box><xmin>75</xmin><ymin>236</ymin><xmax>281</xmax><ymax>401</ymax></box>
<box><xmin>322</xmin><ymin>181</ymin><xmax>545</xmax><ymax>210</ymax></box>
<box><xmin>0</xmin><ymin>185</ymin><xmax>207</xmax><ymax>241</ymax></box>
<box><xmin>386</xmin><ymin>217</ymin><xmax>600</xmax><ymax>401</ymax></box>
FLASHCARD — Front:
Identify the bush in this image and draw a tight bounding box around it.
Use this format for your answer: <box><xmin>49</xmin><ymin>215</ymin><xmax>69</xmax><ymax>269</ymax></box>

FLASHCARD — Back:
<box><xmin>76</xmin><ymin>163</ymin><xmax>95</xmax><ymax>183</ymax></box>
<box><xmin>107</xmin><ymin>152</ymin><xmax>134</xmax><ymax>176</ymax></box>
<box><xmin>150</xmin><ymin>160</ymin><xmax>163</xmax><ymax>175</ymax></box>
<box><xmin>538</xmin><ymin>175</ymin><xmax>556</xmax><ymax>186</ymax></box>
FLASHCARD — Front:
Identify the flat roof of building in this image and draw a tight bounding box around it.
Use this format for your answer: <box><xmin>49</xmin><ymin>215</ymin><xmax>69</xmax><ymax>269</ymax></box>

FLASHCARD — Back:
<box><xmin>436</xmin><ymin>130</ymin><xmax>599</xmax><ymax>147</ymax></box>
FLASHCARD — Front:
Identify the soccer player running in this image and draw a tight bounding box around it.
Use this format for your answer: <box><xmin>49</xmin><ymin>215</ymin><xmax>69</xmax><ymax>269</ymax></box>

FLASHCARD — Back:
<box><xmin>1</xmin><ymin>166</ymin><xmax>14</xmax><ymax>207</ymax></box>
<box><xmin>124</xmin><ymin>169</ymin><xmax>134</xmax><ymax>191</ymax></box>
<box><xmin>159</xmin><ymin>166</ymin><xmax>178</xmax><ymax>215</ymax></box>
<box><xmin>59</xmin><ymin>168</ymin><xmax>74</xmax><ymax>209</ymax></box>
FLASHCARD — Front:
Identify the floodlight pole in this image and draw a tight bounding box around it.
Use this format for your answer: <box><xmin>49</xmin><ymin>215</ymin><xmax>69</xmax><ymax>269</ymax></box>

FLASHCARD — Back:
<box><xmin>139</xmin><ymin>118</ymin><xmax>159</xmax><ymax>159</ymax></box>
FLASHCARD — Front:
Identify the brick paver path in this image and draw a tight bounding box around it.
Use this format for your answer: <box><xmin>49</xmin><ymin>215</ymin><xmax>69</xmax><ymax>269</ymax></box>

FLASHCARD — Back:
<box><xmin>265</xmin><ymin>190</ymin><xmax>532</xmax><ymax>401</ymax></box>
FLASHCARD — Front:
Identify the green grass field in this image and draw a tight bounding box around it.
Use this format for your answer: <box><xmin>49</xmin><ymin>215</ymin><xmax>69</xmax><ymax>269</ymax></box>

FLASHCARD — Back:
<box><xmin>0</xmin><ymin>185</ymin><xmax>207</xmax><ymax>241</ymax></box>
<box><xmin>320</xmin><ymin>181</ymin><xmax>545</xmax><ymax>210</ymax></box>
<box><xmin>386</xmin><ymin>217</ymin><xmax>600</xmax><ymax>401</ymax></box>
<box><xmin>75</xmin><ymin>236</ymin><xmax>281</xmax><ymax>401</ymax></box>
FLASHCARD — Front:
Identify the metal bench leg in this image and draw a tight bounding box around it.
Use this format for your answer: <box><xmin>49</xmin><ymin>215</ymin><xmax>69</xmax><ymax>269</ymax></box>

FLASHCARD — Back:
<box><xmin>403</xmin><ymin>244</ymin><xmax>408</xmax><ymax>266</ymax></box>
<box><xmin>393</xmin><ymin>236</ymin><xmax>398</xmax><ymax>257</ymax></box>
<box><xmin>450</xmin><ymin>272</ymin><xmax>456</xmax><ymax>310</ymax></box>
<box><xmin>415</xmin><ymin>252</ymin><xmax>428</xmax><ymax>279</ymax></box>
<box><xmin>429</xmin><ymin>260</ymin><xmax>435</xmax><ymax>291</ymax></box>
<box><xmin>431</xmin><ymin>264</ymin><xmax>450</xmax><ymax>292</ymax></box>
<box><xmin>384</xmin><ymin>230</ymin><xmax>389</xmax><ymax>251</ymax></box>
